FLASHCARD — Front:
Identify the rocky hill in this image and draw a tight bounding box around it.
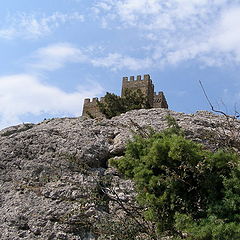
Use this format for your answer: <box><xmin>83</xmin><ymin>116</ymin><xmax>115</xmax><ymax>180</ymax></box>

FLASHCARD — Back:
<box><xmin>0</xmin><ymin>108</ymin><xmax>239</xmax><ymax>240</ymax></box>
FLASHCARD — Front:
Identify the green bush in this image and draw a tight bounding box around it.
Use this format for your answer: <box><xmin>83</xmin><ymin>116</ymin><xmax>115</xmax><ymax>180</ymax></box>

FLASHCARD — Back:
<box><xmin>97</xmin><ymin>89</ymin><xmax>149</xmax><ymax>119</ymax></box>
<box><xmin>110</xmin><ymin>117</ymin><xmax>240</xmax><ymax>239</ymax></box>
<box><xmin>97</xmin><ymin>92</ymin><xmax>125</xmax><ymax>119</ymax></box>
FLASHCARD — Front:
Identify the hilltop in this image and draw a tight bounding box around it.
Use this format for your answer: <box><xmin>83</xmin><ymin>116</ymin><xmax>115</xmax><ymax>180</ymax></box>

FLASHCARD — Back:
<box><xmin>0</xmin><ymin>108</ymin><xmax>239</xmax><ymax>239</ymax></box>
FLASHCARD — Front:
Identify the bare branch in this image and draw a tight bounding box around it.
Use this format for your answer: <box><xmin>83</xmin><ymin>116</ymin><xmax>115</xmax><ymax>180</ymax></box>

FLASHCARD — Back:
<box><xmin>199</xmin><ymin>80</ymin><xmax>240</xmax><ymax>150</ymax></box>
<box><xmin>199</xmin><ymin>80</ymin><xmax>229</xmax><ymax>118</ymax></box>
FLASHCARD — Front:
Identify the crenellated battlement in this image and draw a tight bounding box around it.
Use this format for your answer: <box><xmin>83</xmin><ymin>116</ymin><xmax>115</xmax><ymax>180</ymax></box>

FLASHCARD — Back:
<box><xmin>84</xmin><ymin>97</ymin><xmax>105</xmax><ymax>104</ymax></box>
<box><xmin>153</xmin><ymin>91</ymin><xmax>168</xmax><ymax>108</ymax></box>
<box><xmin>82</xmin><ymin>74</ymin><xmax>168</xmax><ymax>118</ymax></box>
<box><xmin>82</xmin><ymin>97</ymin><xmax>105</xmax><ymax>118</ymax></box>
<box><xmin>121</xmin><ymin>74</ymin><xmax>153</xmax><ymax>98</ymax></box>
<box><xmin>154</xmin><ymin>91</ymin><xmax>164</xmax><ymax>97</ymax></box>
<box><xmin>122</xmin><ymin>74</ymin><xmax>151</xmax><ymax>83</ymax></box>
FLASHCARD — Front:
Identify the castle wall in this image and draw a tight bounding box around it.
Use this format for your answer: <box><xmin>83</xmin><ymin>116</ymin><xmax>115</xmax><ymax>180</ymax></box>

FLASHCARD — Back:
<box><xmin>82</xmin><ymin>97</ymin><xmax>104</xmax><ymax>118</ymax></box>
<box><xmin>153</xmin><ymin>92</ymin><xmax>168</xmax><ymax>109</ymax></box>
<box><xmin>82</xmin><ymin>74</ymin><xmax>168</xmax><ymax>118</ymax></box>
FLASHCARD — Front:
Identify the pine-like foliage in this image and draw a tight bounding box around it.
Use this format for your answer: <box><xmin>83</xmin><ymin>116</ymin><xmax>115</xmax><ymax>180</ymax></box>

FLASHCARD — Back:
<box><xmin>97</xmin><ymin>89</ymin><xmax>149</xmax><ymax>119</ymax></box>
<box><xmin>110</xmin><ymin>116</ymin><xmax>240</xmax><ymax>239</ymax></box>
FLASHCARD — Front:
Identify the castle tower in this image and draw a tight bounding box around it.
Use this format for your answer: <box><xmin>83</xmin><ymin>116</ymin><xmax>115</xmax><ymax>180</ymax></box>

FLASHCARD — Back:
<box><xmin>82</xmin><ymin>97</ymin><xmax>105</xmax><ymax>118</ymax></box>
<box><xmin>82</xmin><ymin>74</ymin><xmax>168</xmax><ymax>118</ymax></box>
<box><xmin>121</xmin><ymin>74</ymin><xmax>154</xmax><ymax>107</ymax></box>
<box><xmin>153</xmin><ymin>91</ymin><xmax>168</xmax><ymax>108</ymax></box>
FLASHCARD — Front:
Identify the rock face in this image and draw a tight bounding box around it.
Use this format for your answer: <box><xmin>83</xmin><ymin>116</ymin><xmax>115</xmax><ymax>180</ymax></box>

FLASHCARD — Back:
<box><xmin>0</xmin><ymin>108</ymin><xmax>239</xmax><ymax>239</ymax></box>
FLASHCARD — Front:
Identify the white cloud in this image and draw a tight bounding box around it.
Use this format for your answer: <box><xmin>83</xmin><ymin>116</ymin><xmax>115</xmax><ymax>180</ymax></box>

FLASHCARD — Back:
<box><xmin>28</xmin><ymin>43</ymin><xmax>152</xmax><ymax>72</ymax></box>
<box><xmin>91</xmin><ymin>53</ymin><xmax>153</xmax><ymax>71</ymax></box>
<box><xmin>29</xmin><ymin>43</ymin><xmax>88</xmax><ymax>71</ymax></box>
<box><xmin>0</xmin><ymin>74</ymin><xmax>103</xmax><ymax>129</ymax></box>
<box><xmin>213</xmin><ymin>7</ymin><xmax>240</xmax><ymax>56</ymax></box>
<box><xmin>94</xmin><ymin>0</ymin><xmax>217</xmax><ymax>30</ymax></box>
<box><xmin>162</xmin><ymin>6</ymin><xmax>240</xmax><ymax>66</ymax></box>
<box><xmin>0</xmin><ymin>12</ymin><xmax>84</xmax><ymax>39</ymax></box>
<box><xmin>0</xmin><ymin>28</ymin><xmax>17</xmax><ymax>39</ymax></box>
<box><xmin>94</xmin><ymin>0</ymin><xmax>240</xmax><ymax>67</ymax></box>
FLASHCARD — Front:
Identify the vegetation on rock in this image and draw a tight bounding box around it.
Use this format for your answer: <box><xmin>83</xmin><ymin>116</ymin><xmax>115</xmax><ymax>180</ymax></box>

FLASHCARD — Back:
<box><xmin>1</xmin><ymin>109</ymin><xmax>240</xmax><ymax>240</ymax></box>
<box><xmin>97</xmin><ymin>89</ymin><xmax>149</xmax><ymax>118</ymax></box>
<box><xmin>110</xmin><ymin>116</ymin><xmax>240</xmax><ymax>239</ymax></box>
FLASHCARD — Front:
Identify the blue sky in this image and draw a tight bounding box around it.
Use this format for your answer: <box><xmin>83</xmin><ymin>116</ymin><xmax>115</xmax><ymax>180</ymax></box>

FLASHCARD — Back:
<box><xmin>1</xmin><ymin>0</ymin><xmax>240</xmax><ymax>129</ymax></box>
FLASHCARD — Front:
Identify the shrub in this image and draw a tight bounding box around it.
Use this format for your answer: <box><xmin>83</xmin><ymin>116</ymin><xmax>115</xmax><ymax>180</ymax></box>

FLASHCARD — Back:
<box><xmin>110</xmin><ymin>117</ymin><xmax>240</xmax><ymax>239</ymax></box>
<box><xmin>97</xmin><ymin>89</ymin><xmax>149</xmax><ymax>119</ymax></box>
<box><xmin>97</xmin><ymin>92</ymin><xmax>125</xmax><ymax>119</ymax></box>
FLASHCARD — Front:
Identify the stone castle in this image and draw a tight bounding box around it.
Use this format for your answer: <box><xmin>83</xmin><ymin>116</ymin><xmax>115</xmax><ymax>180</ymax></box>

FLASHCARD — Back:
<box><xmin>82</xmin><ymin>74</ymin><xmax>168</xmax><ymax>118</ymax></box>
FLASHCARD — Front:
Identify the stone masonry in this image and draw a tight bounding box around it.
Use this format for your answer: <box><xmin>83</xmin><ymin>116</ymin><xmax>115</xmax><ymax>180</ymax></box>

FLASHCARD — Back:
<box><xmin>82</xmin><ymin>74</ymin><xmax>168</xmax><ymax>118</ymax></box>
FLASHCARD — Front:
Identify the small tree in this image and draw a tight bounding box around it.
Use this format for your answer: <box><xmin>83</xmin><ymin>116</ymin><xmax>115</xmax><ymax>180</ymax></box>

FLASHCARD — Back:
<box><xmin>97</xmin><ymin>89</ymin><xmax>148</xmax><ymax>119</ymax></box>
<box><xmin>110</xmin><ymin>117</ymin><xmax>240</xmax><ymax>239</ymax></box>
<box><xmin>97</xmin><ymin>92</ymin><xmax>125</xmax><ymax>119</ymax></box>
<box><xmin>122</xmin><ymin>88</ymin><xmax>150</xmax><ymax>110</ymax></box>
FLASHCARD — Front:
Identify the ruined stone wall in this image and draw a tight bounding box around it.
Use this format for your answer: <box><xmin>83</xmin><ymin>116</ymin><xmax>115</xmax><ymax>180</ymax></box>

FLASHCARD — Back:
<box><xmin>82</xmin><ymin>97</ymin><xmax>104</xmax><ymax>118</ymax></box>
<box><xmin>153</xmin><ymin>92</ymin><xmax>168</xmax><ymax>109</ymax></box>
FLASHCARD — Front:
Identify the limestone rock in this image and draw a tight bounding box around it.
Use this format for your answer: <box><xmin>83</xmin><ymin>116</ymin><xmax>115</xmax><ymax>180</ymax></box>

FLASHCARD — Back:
<box><xmin>0</xmin><ymin>108</ymin><xmax>239</xmax><ymax>239</ymax></box>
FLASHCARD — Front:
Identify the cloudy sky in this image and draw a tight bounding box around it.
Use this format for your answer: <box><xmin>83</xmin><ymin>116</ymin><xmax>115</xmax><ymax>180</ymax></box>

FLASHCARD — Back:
<box><xmin>0</xmin><ymin>0</ymin><xmax>240</xmax><ymax>129</ymax></box>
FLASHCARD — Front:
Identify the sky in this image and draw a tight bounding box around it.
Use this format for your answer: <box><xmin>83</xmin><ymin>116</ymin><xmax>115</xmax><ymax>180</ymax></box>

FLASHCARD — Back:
<box><xmin>1</xmin><ymin>0</ymin><xmax>240</xmax><ymax>129</ymax></box>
